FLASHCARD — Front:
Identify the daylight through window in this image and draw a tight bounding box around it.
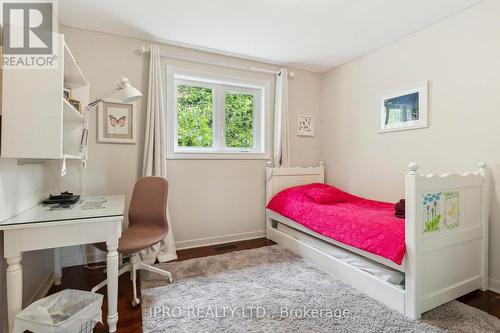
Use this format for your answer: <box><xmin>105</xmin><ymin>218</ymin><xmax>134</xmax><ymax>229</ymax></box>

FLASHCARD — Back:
<box><xmin>168</xmin><ymin>70</ymin><xmax>268</xmax><ymax>159</ymax></box>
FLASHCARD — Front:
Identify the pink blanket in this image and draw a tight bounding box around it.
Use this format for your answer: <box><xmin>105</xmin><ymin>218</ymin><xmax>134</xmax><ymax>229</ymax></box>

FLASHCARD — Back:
<box><xmin>267</xmin><ymin>183</ymin><xmax>405</xmax><ymax>265</ymax></box>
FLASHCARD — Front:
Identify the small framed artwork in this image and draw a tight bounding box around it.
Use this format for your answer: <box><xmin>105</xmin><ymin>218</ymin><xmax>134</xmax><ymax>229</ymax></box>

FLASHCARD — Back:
<box><xmin>297</xmin><ymin>115</ymin><xmax>315</xmax><ymax>136</ymax></box>
<box><xmin>97</xmin><ymin>101</ymin><xmax>136</xmax><ymax>144</ymax></box>
<box><xmin>443</xmin><ymin>191</ymin><xmax>460</xmax><ymax>229</ymax></box>
<box><xmin>63</xmin><ymin>88</ymin><xmax>71</xmax><ymax>101</ymax></box>
<box><xmin>68</xmin><ymin>99</ymin><xmax>81</xmax><ymax>113</ymax></box>
<box><xmin>378</xmin><ymin>82</ymin><xmax>428</xmax><ymax>133</ymax></box>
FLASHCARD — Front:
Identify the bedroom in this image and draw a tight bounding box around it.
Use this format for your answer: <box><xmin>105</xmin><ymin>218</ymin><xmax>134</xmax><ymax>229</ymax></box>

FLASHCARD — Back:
<box><xmin>0</xmin><ymin>0</ymin><xmax>499</xmax><ymax>332</ymax></box>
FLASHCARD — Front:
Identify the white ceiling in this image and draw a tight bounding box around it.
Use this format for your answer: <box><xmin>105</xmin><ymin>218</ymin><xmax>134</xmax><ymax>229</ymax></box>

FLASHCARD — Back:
<box><xmin>58</xmin><ymin>0</ymin><xmax>484</xmax><ymax>73</ymax></box>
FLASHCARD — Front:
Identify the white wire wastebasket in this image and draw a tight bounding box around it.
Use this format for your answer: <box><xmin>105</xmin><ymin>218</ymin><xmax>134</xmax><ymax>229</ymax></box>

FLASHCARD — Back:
<box><xmin>13</xmin><ymin>289</ymin><xmax>103</xmax><ymax>333</ymax></box>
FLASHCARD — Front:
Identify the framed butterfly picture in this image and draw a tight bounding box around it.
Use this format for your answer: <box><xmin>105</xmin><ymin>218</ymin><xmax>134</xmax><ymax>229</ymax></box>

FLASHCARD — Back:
<box><xmin>97</xmin><ymin>101</ymin><xmax>136</xmax><ymax>144</ymax></box>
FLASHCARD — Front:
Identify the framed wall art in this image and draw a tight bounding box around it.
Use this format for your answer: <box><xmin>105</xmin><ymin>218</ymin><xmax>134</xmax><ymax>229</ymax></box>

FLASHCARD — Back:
<box><xmin>297</xmin><ymin>115</ymin><xmax>315</xmax><ymax>136</ymax></box>
<box><xmin>97</xmin><ymin>101</ymin><xmax>136</xmax><ymax>144</ymax></box>
<box><xmin>378</xmin><ymin>82</ymin><xmax>428</xmax><ymax>133</ymax></box>
<box><xmin>68</xmin><ymin>98</ymin><xmax>81</xmax><ymax>114</ymax></box>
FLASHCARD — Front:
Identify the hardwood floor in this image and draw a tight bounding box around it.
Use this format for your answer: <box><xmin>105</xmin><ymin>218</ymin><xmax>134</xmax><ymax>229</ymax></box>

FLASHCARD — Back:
<box><xmin>457</xmin><ymin>289</ymin><xmax>500</xmax><ymax>318</ymax></box>
<box><xmin>47</xmin><ymin>238</ymin><xmax>499</xmax><ymax>332</ymax></box>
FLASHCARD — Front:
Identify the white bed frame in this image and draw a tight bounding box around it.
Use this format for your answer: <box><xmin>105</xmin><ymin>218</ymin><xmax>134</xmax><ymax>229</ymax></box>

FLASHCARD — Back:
<box><xmin>265</xmin><ymin>161</ymin><xmax>489</xmax><ymax>319</ymax></box>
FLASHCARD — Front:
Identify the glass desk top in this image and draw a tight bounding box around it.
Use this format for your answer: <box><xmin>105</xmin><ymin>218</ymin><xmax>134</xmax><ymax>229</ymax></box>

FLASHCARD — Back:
<box><xmin>0</xmin><ymin>195</ymin><xmax>125</xmax><ymax>228</ymax></box>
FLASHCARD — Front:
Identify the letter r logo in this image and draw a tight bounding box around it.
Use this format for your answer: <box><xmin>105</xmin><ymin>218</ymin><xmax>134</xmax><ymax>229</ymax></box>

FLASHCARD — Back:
<box><xmin>3</xmin><ymin>2</ymin><xmax>53</xmax><ymax>54</ymax></box>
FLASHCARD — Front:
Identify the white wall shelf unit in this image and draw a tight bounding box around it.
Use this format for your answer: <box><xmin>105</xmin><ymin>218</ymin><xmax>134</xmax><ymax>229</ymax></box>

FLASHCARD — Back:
<box><xmin>63</xmin><ymin>153</ymin><xmax>85</xmax><ymax>161</ymax></box>
<box><xmin>63</xmin><ymin>99</ymin><xmax>84</xmax><ymax>122</ymax></box>
<box><xmin>1</xmin><ymin>34</ymin><xmax>89</xmax><ymax>160</ymax></box>
<box><xmin>63</xmin><ymin>42</ymin><xmax>88</xmax><ymax>89</ymax></box>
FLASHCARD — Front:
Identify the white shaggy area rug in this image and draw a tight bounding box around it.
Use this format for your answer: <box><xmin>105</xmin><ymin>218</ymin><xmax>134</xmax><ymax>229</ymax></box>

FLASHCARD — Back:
<box><xmin>140</xmin><ymin>245</ymin><xmax>500</xmax><ymax>333</ymax></box>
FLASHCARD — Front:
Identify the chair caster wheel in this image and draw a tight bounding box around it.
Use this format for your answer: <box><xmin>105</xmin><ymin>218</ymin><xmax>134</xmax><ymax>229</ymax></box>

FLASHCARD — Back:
<box><xmin>131</xmin><ymin>298</ymin><xmax>141</xmax><ymax>307</ymax></box>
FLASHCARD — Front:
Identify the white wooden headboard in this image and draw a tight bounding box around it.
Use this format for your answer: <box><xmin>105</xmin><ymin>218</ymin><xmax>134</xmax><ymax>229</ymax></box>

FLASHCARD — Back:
<box><xmin>265</xmin><ymin>161</ymin><xmax>325</xmax><ymax>204</ymax></box>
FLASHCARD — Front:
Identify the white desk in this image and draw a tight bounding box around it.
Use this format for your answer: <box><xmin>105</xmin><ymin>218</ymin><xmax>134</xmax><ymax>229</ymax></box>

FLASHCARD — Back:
<box><xmin>0</xmin><ymin>195</ymin><xmax>125</xmax><ymax>333</ymax></box>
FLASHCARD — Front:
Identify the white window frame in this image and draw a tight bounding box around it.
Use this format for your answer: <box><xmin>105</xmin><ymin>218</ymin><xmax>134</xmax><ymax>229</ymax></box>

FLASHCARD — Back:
<box><xmin>166</xmin><ymin>66</ymin><xmax>270</xmax><ymax>160</ymax></box>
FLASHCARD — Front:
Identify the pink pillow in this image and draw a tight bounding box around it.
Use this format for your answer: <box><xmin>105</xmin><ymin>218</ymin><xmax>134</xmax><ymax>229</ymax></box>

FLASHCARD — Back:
<box><xmin>304</xmin><ymin>186</ymin><xmax>351</xmax><ymax>204</ymax></box>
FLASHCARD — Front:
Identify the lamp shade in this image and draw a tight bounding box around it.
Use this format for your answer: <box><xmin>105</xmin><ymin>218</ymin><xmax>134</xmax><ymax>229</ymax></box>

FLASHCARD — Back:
<box><xmin>113</xmin><ymin>85</ymin><xmax>143</xmax><ymax>103</ymax></box>
<box><xmin>111</xmin><ymin>76</ymin><xmax>143</xmax><ymax>103</ymax></box>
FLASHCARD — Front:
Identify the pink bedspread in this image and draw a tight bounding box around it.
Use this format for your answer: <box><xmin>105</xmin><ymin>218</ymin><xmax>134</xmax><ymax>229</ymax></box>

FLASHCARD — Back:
<box><xmin>267</xmin><ymin>183</ymin><xmax>405</xmax><ymax>265</ymax></box>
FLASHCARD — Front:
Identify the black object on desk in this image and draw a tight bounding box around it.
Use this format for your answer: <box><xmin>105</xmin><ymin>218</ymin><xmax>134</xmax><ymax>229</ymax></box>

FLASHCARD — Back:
<box><xmin>43</xmin><ymin>191</ymin><xmax>80</xmax><ymax>206</ymax></box>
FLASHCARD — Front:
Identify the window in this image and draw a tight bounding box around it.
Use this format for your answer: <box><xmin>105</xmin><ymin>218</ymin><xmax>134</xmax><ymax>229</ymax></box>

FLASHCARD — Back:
<box><xmin>167</xmin><ymin>68</ymin><xmax>269</xmax><ymax>159</ymax></box>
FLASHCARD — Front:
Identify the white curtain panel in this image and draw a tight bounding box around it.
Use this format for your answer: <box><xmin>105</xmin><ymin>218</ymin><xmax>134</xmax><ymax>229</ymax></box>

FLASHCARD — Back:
<box><xmin>273</xmin><ymin>68</ymin><xmax>290</xmax><ymax>167</ymax></box>
<box><xmin>140</xmin><ymin>44</ymin><xmax>178</xmax><ymax>264</ymax></box>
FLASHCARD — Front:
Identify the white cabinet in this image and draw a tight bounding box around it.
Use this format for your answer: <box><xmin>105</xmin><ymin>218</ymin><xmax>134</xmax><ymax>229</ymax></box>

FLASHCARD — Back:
<box><xmin>0</xmin><ymin>34</ymin><xmax>89</xmax><ymax>159</ymax></box>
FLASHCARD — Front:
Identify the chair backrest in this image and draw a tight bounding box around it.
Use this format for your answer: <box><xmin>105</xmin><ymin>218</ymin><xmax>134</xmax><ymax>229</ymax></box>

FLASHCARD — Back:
<box><xmin>128</xmin><ymin>177</ymin><xmax>169</xmax><ymax>231</ymax></box>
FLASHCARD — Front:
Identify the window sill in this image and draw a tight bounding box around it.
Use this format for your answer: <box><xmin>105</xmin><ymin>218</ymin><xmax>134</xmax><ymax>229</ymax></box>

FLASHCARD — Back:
<box><xmin>167</xmin><ymin>151</ymin><xmax>269</xmax><ymax>160</ymax></box>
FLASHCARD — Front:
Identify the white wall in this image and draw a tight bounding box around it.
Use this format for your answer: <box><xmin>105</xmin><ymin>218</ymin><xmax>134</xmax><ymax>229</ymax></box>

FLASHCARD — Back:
<box><xmin>289</xmin><ymin>70</ymin><xmax>322</xmax><ymax>167</ymax></box>
<box><xmin>0</xmin><ymin>160</ymin><xmax>58</xmax><ymax>331</ymax></box>
<box><xmin>320</xmin><ymin>0</ymin><xmax>500</xmax><ymax>290</ymax></box>
<box><xmin>60</xmin><ymin>26</ymin><xmax>321</xmax><ymax>259</ymax></box>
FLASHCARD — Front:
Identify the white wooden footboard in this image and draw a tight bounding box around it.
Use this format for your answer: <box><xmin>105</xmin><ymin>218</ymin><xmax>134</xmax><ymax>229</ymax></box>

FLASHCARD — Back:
<box><xmin>405</xmin><ymin>162</ymin><xmax>489</xmax><ymax>319</ymax></box>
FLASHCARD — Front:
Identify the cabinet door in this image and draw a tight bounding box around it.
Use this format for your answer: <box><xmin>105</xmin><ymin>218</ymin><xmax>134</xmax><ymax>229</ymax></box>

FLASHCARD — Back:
<box><xmin>1</xmin><ymin>35</ymin><xmax>64</xmax><ymax>159</ymax></box>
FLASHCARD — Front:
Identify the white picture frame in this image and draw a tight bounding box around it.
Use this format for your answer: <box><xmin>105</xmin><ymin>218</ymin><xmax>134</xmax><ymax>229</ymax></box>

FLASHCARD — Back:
<box><xmin>297</xmin><ymin>115</ymin><xmax>315</xmax><ymax>136</ymax></box>
<box><xmin>378</xmin><ymin>82</ymin><xmax>428</xmax><ymax>133</ymax></box>
<box><xmin>97</xmin><ymin>100</ymin><xmax>137</xmax><ymax>144</ymax></box>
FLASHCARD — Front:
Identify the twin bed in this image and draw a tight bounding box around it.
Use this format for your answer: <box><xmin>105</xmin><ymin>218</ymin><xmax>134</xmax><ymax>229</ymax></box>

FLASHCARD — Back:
<box><xmin>265</xmin><ymin>161</ymin><xmax>489</xmax><ymax>319</ymax></box>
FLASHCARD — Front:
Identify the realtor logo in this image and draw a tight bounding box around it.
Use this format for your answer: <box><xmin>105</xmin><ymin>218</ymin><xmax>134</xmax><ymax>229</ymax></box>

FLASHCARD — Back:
<box><xmin>2</xmin><ymin>1</ymin><xmax>58</xmax><ymax>69</ymax></box>
<box><xmin>3</xmin><ymin>2</ymin><xmax>53</xmax><ymax>54</ymax></box>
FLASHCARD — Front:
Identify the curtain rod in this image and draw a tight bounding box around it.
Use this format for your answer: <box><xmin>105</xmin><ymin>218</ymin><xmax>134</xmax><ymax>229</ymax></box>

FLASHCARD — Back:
<box><xmin>136</xmin><ymin>46</ymin><xmax>294</xmax><ymax>78</ymax></box>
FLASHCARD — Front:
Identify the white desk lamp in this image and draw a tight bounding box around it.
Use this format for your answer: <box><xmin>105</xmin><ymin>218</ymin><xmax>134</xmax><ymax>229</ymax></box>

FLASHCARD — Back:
<box><xmin>71</xmin><ymin>76</ymin><xmax>142</xmax><ymax>189</ymax></box>
<box><xmin>88</xmin><ymin>76</ymin><xmax>143</xmax><ymax>107</ymax></box>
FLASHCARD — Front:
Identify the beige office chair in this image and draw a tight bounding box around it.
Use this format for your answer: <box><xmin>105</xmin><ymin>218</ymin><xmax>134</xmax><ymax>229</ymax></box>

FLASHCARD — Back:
<box><xmin>92</xmin><ymin>176</ymin><xmax>173</xmax><ymax>307</ymax></box>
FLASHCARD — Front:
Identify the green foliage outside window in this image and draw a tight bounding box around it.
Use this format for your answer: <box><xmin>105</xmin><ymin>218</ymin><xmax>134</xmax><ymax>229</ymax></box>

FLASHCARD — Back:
<box><xmin>225</xmin><ymin>93</ymin><xmax>254</xmax><ymax>148</ymax></box>
<box><xmin>177</xmin><ymin>85</ymin><xmax>255</xmax><ymax>149</ymax></box>
<box><xmin>177</xmin><ymin>85</ymin><xmax>213</xmax><ymax>147</ymax></box>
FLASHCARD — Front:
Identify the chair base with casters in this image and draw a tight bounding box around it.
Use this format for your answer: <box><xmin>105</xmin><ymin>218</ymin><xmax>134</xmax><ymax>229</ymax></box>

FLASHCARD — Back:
<box><xmin>91</xmin><ymin>253</ymin><xmax>173</xmax><ymax>307</ymax></box>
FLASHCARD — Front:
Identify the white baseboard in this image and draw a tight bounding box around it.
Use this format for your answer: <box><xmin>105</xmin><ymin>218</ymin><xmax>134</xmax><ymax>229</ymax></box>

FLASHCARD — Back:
<box><xmin>175</xmin><ymin>230</ymin><xmax>266</xmax><ymax>250</ymax></box>
<box><xmin>488</xmin><ymin>277</ymin><xmax>500</xmax><ymax>294</ymax></box>
<box><xmin>27</xmin><ymin>270</ymin><xmax>55</xmax><ymax>305</ymax></box>
<box><xmin>60</xmin><ymin>231</ymin><xmax>266</xmax><ymax>266</ymax></box>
